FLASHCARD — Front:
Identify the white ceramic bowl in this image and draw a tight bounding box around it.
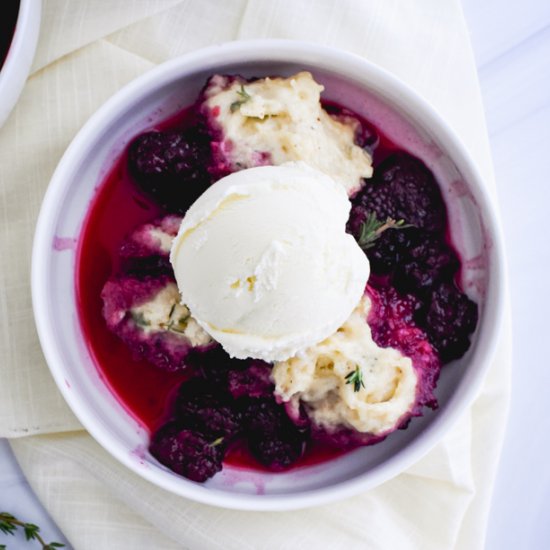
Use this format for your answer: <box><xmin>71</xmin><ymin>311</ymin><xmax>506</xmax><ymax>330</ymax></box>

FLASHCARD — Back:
<box><xmin>32</xmin><ymin>40</ymin><xmax>505</xmax><ymax>511</ymax></box>
<box><xmin>0</xmin><ymin>0</ymin><xmax>41</xmax><ymax>127</ymax></box>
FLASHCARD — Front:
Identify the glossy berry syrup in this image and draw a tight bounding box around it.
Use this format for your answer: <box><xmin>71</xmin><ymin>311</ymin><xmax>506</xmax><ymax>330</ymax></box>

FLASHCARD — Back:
<box><xmin>76</xmin><ymin>94</ymin><xmax>477</xmax><ymax>478</ymax></box>
<box><xmin>76</xmin><ymin>109</ymin><xmax>192</xmax><ymax>430</ymax></box>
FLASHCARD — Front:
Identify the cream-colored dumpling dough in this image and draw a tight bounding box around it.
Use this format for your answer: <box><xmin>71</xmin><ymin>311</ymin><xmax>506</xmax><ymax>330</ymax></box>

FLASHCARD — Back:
<box><xmin>272</xmin><ymin>297</ymin><xmax>418</xmax><ymax>435</ymax></box>
<box><xmin>203</xmin><ymin>71</ymin><xmax>373</xmax><ymax>195</ymax></box>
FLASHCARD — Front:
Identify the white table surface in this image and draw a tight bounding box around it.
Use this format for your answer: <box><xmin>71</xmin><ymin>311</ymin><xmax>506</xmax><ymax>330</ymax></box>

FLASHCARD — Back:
<box><xmin>1</xmin><ymin>1</ymin><xmax>549</xmax><ymax>548</ymax></box>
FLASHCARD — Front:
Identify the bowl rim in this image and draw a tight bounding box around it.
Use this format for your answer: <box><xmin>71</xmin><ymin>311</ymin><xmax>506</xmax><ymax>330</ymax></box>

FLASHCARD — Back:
<box><xmin>0</xmin><ymin>0</ymin><xmax>42</xmax><ymax>128</ymax></box>
<box><xmin>31</xmin><ymin>39</ymin><xmax>506</xmax><ymax>511</ymax></box>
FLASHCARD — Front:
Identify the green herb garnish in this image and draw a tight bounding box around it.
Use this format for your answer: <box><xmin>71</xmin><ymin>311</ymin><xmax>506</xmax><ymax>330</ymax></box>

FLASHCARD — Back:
<box><xmin>130</xmin><ymin>311</ymin><xmax>150</xmax><ymax>328</ymax></box>
<box><xmin>345</xmin><ymin>366</ymin><xmax>365</xmax><ymax>392</ymax></box>
<box><xmin>0</xmin><ymin>512</ymin><xmax>65</xmax><ymax>549</ymax></box>
<box><xmin>166</xmin><ymin>319</ymin><xmax>190</xmax><ymax>334</ymax></box>
<box><xmin>167</xmin><ymin>303</ymin><xmax>176</xmax><ymax>319</ymax></box>
<box><xmin>164</xmin><ymin>303</ymin><xmax>191</xmax><ymax>335</ymax></box>
<box><xmin>230</xmin><ymin>85</ymin><xmax>252</xmax><ymax>113</ymax></box>
<box><xmin>357</xmin><ymin>212</ymin><xmax>411</xmax><ymax>250</ymax></box>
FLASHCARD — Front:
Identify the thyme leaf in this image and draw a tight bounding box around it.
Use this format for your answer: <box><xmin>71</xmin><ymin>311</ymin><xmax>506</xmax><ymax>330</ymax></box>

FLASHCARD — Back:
<box><xmin>357</xmin><ymin>212</ymin><xmax>411</xmax><ymax>251</ymax></box>
<box><xmin>0</xmin><ymin>513</ymin><xmax>65</xmax><ymax>549</ymax></box>
<box><xmin>164</xmin><ymin>305</ymin><xmax>191</xmax><ymax>335</ymax></box>
<box><xmin>345</xmin><ymin>366</ymin><xmax>365</xmax><ymax>392</ymax></box>
<box><xmin>230</xmin><ymin>85</ymin><xmax>252</xmax><ymax>113</ymax></box>
<box><xmin>168</xmin><ymin>303</ymin><xmax>176</xmax><ymax>319</ymax></box>
<box><xmin>130</xmin><ymin>311</ymin><xmax>150</xmax><ymax>328</ymax></box>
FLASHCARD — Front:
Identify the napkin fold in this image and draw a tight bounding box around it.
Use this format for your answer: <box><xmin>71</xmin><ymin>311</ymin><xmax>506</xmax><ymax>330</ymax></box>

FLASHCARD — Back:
<box><xmin>0</xmin><ymin>0</ymin><xmax>511</xmax><ymax>548</ymax></box>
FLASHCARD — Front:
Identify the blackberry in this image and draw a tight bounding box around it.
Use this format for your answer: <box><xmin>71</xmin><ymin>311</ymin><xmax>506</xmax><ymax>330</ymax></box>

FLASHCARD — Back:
<box><xmin>351</xmin><ymin>152</ymin><xmax>446</xmax><ymax>232</ymax></box>
<box><xmin>242</xmin><ymin>398</ymin><xmax>308</xmax><ymax>470</ymax></box>
<box><xmin>174</xmin><ymin>379</ymin><xmax>242</xmax><ymax>439</ymax></box>
<box><xmin>227</xmin><ymin>361</ymin><xmax>274</xmax><ymax>399</ymax></box>
<box><xmin>366</xmin><ymin>285</ymin><xmax>440</xmax><ymax>410</ymax></box>
<box><xmin>367</xmin><ymin>285</ymin><xmax>424</xmax><ymax>336</ymax></box>
<box><xmin>248</xmin><ymin>431</ymin><xmax>306</xmax><ymax>471</ymax></box>
<box><xmin>394</xmin><ymin>232</ymin><xmax>459</xmax><ymax>293</ymax></box>
<box><xmin>187</xmin><ymin>346</ymin><xmax>248</xmax><ymax>387</ymax></box>
<box><xmin>242</xmin><ymin>398</ymin><xmax>288</xmax><ymax>434</ymax></box>
<box><xmin>366</xmin><ymin>227</ymin><xmax>418</xmax><ymax>274</ymax></box>
<box><xmin>150</xmin><ymin>422</ymin><xmax>224</xmax><ymax>482</ymax></box>
<box><xmin>128</xmin><ymin>128</ymin><xmax>212</xmax><ymax>213</ymax></box>
<box><xmin>135</xmin><ymin>332</ymin><xmax>190</xmax><ymax>372</ymax></box>
<box><xmin>347</xmin><ymin>204</ymin><xmax>368</xmax><ymax>239</ymax></box>
<box><xmin>421</xmin><ymin>282</ymin><xmax>478</xmax><ymax>362</ymax></box>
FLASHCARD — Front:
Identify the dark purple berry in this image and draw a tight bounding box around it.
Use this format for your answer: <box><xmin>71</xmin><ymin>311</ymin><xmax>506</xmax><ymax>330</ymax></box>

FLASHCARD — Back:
<box><xmin>186</xmin><ymin>346</ymin><xmax>248</xmax><ymax>387</ymax></box>
<box><xmin>227</xmin><ymin>361</ymin><xmax>274</xmax><ymax>399</ymax></box>
<box><xmin>149</xmin><ymin>423</ymin><xmax>224</xmax><ymax>482</ymax></box>
<box><xmin>367</xmin><ymin>285</ymin><xmax>424</xmax><ymax>333</ymax></box>
<box><xmin>421</xmin><ymin>282</ymin><xmax>478</xmax><ymax>362</ymax></box>
<box><xmin>394</xmin><ymin>232</ymin><xmax>459</xmax><ymax>292</ymax></box>
<box><xmin>366</xmin><ymin>285</ymin><xmax>440</xmax><ymax>410</ymax></box>
<box><xmin>365</xmin><ymin>227</ymin><xmax>418</xmax><ymax>274</ymax></box>
<box><xmin>174</xmin><ymin>379</ymin><xmax>220</xmax><ymax>416</ymax></box>
<box><xmin>128</xmin><ymin>129</ymin><xmax>212</xmax><ymax>213</ymax></box>
<box><xmin>174</xmin><ymin>379</ymin><xmax>241</xmax><ymax>439</ymax></box>
<box><xmin>242</xmin><ymin>398</ymin><xmax>308</xmax><ymax>470</ymax></box>
<box><xmin>243</xmin><ymin>398</ymin><xmax>288</xmax><ymax>434</ymax></box>
<box><xmin>351</xmin><ymin>152</ymin><xmax>446</xmax><ymax>231</ymax></box>
<box><xmin>248</xmin><ymin>431</ymin><xmax>306</xmax><ymax>471</ymax></box>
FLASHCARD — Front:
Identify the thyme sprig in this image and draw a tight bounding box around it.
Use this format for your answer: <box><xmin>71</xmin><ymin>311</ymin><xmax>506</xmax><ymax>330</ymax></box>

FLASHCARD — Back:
<box><xmin>357</xmin><ymin>212</ymin><xmax>411</xmax><ymax>250</ymax></box>
<box><xmin>162</xmin><ymin>303</ymin><xmax>191</xmax><ymax>335</ymax></box>
<box><xmin>130</xmin><ymin>311</ymin><xmax>150</xmax><ymax>328</ymax></box>
<box><xmin>0</xmin><ymin>512</ymin><xmax>65</xmax><ymax>550</ymax></box>
<box><xmin>131</xmin><ymin>302</ymin><xmax>191</xmax><ymax>335</ymax></box>
<box><xmin>230</xmin><ymin>85</ymin><xmax>252</xmax><ymax>113</ymax></box>
<box><xmin>345</xmin><ymin>366</ymin><xmax>365</xmax><ymax>393</ymax></box>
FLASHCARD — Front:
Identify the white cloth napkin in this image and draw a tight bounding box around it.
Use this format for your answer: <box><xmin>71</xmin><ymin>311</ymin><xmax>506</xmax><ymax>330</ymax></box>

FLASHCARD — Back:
<box><xmin>0</xmin><ymin>1</ymin><xmax>511</xmax><ymax>548</ymax></box>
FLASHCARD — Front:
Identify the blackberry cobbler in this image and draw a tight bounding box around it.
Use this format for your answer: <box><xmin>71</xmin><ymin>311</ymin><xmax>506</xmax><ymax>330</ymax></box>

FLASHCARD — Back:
<box><xmin>77</xmin><ymin>72</ymin><xmax>478</xmax><ymax>482</ymax></box>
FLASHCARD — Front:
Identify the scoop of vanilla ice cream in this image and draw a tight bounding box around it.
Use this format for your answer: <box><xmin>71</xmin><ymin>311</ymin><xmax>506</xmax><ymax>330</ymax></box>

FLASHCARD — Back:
<box><xmin>170</xmin><ymin>162</ymin><xmax>370</xmax><ymax>362</ymax></box>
